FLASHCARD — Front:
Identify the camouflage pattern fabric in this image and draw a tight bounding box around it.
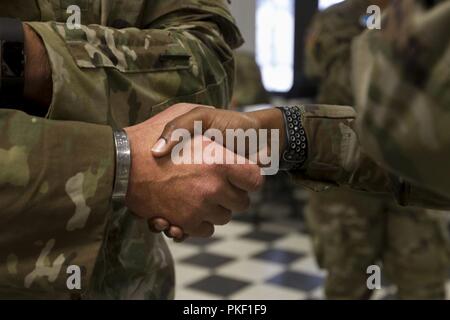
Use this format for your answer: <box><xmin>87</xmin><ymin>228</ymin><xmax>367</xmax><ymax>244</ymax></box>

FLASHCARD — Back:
<box><xmin>0</xmin><ymin>110</ymin><xmax>115</xmax><ymax>299</ymax></box>
<box><xmin>295</xmin><ymin>0</ymin><xmax>450</xmax><ymax>208</ymax></box>
<box><xmin>232</xmin><ymin>51</ymin><xmax>270</xmax><ymax>109</ymax></box>
<box><xmin>0</xmin><ymin>0</ymin><xmax>242</xmax><ymax>299</ymax></box>
<box><xmin>353</xmin><ymin>0</ymin><xmax>450</xmax><ymax>199</ymax></box>
<box><xmin>306</xmin><ymin>187</ymin><xmax>450</xmax><ymax>299</ymax></box>
<box><xmin>304</xmin><ymin>0</ymin><xmax>370</xmax><ymax>106</ymax></box>
<box><xmin>303</xmin><ymin>0</ymin><xmax>449</xmax><ymax>299</ymax></box>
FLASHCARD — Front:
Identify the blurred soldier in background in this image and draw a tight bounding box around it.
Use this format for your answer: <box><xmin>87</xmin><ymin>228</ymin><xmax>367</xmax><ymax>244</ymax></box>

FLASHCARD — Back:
<box><xmin>231</xmin><ymin>51</ymin><xmax>271</xmax><ymax>110</ymax></box>
<box><xmin>303</xmin><ymin>0</ymin><xmax>449</xmax><ymax>299</ymax></box>
<box><xmin>151</xmin><ymin>0</ymin><xmax>450</xmax><ymax>299</ymax></box>
<box><xmin>0</xmin><ymin>0</ymin><xmax>246</xmax><ymax>299</ymax></box>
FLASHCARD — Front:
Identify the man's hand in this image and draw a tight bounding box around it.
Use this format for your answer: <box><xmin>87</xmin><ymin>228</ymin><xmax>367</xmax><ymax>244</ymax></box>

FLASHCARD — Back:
<box><xmin>151</xmin><ymin>104</ymin><xmax>286</xmax><ymax>159</ymax></box>
<box><xmin>124</xmin><ymin>104</ymin><xmax>264</xmax><ymax>238</ymax></box>
<box><xmin>23</xmin><ymin>23</ymin><xmax>52</xmax><ymax>115</ymax></box>
<box><xmin>148</xmin><ymin>103</ymin><xmax>286</xmax><ymax>240</ymax></box>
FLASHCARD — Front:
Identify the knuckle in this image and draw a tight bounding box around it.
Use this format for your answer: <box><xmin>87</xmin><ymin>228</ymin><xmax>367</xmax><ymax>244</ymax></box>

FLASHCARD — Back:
<box><xmin>204</xmin><ymin>225</ymin><xmax>215</xmax><ymax>238</ymax></box>
<box><xmin>172</xmin><ymin>103</ymin><xmax>183</xmax><ymax>108</ymax></box>
<box><xmin>208</xmin><ymin>180</ymin><xmax>223</xmax><ymax>196</ymax></box>
<box><xmin>181</xmin><ymin>211</ymin><xmax>200</xmax><ymax>229</ymax></box>
<box><xmin>192</xmin><ymin>106</ymin><xmax>204</xmax><ymax>115</ymax></box>
<box><xmin>222</xmin><ymin>211</ymin><xmax>233</xmax><ymax>225</ymax></box>
<box><xmin>192</xmin><ymin>105</ymin><xmax>211</xmax><ymax>116</ymax></box>
<box><xmin>215</xmin><ymin>210</ymin><xmax>232</xmax><ymax>226</ymax></box>
<box><xmin>249</xmin><ymin>172</ymin><xmax>265</xmax><ymax>191</ymax></box>
<box><xmin>165</xmin><ymin>120</ymin><xmax>178</xmax><ymax>132</ymax></box>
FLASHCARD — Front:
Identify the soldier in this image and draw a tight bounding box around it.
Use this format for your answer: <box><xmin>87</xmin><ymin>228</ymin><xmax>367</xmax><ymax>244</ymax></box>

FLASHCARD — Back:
<box><xmin>151</xmin><ymin>0</ymin><xmax>450</xmax><ymax>207</ymax></box>
<box><xmin>150</xmin><ymin>0</ymin><xmax>450</xmax><ymax>298</ymax></box>
<box><xmin>302</xmin><ymin>0</ymin><xmax>449</xmax><ymax>299</ymax></box>
<box><xmin>0</xmin><ymin>0</ymin><xmax>262</xmax><ymax>299</ymax></box>
<box><xmin>231</xmin><ymin>51</ymin><xmax>271</xmax><ymax>110</ymax></box>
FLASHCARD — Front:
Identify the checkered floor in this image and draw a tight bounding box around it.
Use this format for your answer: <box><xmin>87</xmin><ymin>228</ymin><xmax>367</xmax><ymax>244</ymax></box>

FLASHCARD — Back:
<box><xmin>167</xmin><ymin>215</ymin><xmax>450</xmax><ymax>300</ymax></box>
<box><xmin>167</xmin><ymin>176</ymin><xmax>450</xmax><ymax>300</ymax></box>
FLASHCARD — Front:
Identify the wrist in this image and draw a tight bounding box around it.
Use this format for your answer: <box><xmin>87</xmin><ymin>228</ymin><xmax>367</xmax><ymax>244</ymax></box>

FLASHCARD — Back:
<box><xmin>250</xmin><ymin>108</ymin><xmax>286</xmax><ymax>153</ymax></box>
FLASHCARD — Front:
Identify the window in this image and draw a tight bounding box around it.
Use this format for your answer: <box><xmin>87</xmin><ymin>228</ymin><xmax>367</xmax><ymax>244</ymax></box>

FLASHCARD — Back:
<box><xmin>256</xmin><ymin>0</ymin><xmax>295</xmax><ymax>93</ymax></box>
<box><xmin>319</xmin><ymin>0</ymin><xmax>345</xmax><ymax>10</ymax></box>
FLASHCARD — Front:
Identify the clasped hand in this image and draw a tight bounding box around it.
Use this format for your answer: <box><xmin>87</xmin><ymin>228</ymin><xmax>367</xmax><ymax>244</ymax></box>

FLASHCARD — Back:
<box><xmin>124</xmin><ymin>104</ymin><xmax>268</xmax><ymax>240</ymax></box>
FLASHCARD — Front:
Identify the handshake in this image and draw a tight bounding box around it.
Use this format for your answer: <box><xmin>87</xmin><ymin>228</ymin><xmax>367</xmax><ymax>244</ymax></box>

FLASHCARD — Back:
<box><xmin>122</xmin><ymin>103</ymin><xmax>285</xmax><ymax>241</ymax></box>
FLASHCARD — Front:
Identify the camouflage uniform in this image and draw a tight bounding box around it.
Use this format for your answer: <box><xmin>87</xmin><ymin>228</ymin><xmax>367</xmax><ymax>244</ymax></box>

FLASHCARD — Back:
<box><xmin>303</xmin><ymin>0</ymin><xmax>449</xmax><ymax>299</ymax></box>
<box><xmin>232</xmin><ymin>51</ymin><xmax>270</xmax><ymax>109</ymax></box>
<box><xmin>0</xmin><ymin>0</ymin><xmax>241</xmax><ymax>299</ymax></box>
<box><xmin>295</xmin><ymin>0</ymin><xmax>450</xmax><ymax>208</ymax></box>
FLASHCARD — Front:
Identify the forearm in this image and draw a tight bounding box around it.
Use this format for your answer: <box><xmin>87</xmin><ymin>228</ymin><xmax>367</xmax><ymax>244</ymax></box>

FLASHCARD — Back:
<box><xmin>247</xmin><ymin>105</ymin><xmax>450</xmax><ymax>209</ymax></box>
<box><xmin>292</xmin><ymin>105</ymin><xmax>450</xmax><ymax>209</ymax></box>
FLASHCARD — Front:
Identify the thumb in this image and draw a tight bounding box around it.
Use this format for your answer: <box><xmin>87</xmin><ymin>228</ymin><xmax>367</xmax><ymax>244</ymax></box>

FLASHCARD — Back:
<box><xmin>151</xmin><ymin>108</ymin><xmax>210</xmax><ymax>158</ymax></box>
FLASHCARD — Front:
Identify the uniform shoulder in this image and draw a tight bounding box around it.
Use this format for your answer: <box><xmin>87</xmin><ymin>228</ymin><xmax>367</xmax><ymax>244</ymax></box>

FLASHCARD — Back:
<box><xmin>141</xmin><ymin>0</ymin><xmax>243</xmax><ymax>48</ymax></box>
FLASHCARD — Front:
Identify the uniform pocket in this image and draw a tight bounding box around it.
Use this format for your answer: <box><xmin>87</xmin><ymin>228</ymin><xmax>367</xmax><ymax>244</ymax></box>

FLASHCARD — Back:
<box><xmin>61</xmin><ymin>24</ymin><xmax>192</xmax><ymax>73</ymax></box>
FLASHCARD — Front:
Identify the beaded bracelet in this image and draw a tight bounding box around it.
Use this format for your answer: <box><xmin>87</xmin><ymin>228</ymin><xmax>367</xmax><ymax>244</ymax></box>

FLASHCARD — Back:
<box><xmin>277</xmin><ymin>106</ymin><xmax>308</xmax><ymax>171</ymax></box>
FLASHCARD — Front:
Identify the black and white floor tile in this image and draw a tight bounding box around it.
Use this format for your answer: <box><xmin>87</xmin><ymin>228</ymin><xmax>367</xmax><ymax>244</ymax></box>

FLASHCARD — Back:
<box><xmin>167</xmin><ymin>186</ymin><xmax>450</xmax><ymax>300</ymax></box>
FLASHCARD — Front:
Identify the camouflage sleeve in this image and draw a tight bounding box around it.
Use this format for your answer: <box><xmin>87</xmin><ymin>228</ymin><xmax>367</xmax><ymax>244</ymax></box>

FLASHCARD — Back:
<box><xmin>304</xmin><ymin>0</ymin><xmax>367</xmax><ymax>80</ymax></box>
<box><xmin>25</xmin><ymin>0</ymin><xmax>242</xmax><ymax>128</ymax></box>
<box><xmin>352</xmin><ymin>0</ymin><xmax>450</xmax><ymax>198</ymax></box>
<box><xmin>294</xmin><ymin>105</ymin><xmax>450</xmax><ymax>209</ymax></box>
<box><xmin>304</xmin><ymin>0</ymin><xmax>369</xmax><ymax>105</ymax></box>
<box><xmin>0</xmin><ymin>109</ymin><xmax>114</xmax><ymax>297</ymax></box>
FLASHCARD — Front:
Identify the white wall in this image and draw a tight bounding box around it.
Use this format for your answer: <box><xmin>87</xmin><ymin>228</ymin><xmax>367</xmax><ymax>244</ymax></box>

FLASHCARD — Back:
<box><xmin>230</xmin><ymin>0</ymin><xmax>256</xmax><ymax>53</ymax></box>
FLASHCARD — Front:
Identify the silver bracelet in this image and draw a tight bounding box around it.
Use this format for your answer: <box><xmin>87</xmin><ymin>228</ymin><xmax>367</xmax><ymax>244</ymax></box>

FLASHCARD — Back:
<box><xmin>112</xmin><ymin>130</ymin><xmax>131</xmax><ymax>203</ymax></box>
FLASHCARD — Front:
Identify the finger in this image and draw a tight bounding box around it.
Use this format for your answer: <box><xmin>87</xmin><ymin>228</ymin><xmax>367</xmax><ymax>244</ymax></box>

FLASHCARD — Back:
<box><xmin>225</xmin><ymin>161</ymin><xmax>265</xmax><ymax>193</ymax></box>
<box><xmin>148</xmin><ymin>218</ymin><xmax>170</xmax><ymax>233</ymax></box>
<box><xmin>167</xmin><ymin>225</ymin><xmax>186</xmax><ymax>240</ymax></box>
<box><xmin>164</xmin><ymin>229</ymin><xmax>176</xmax><ymax>239</ymax></box>
<box><xmin>214</xmin><ymin>183</ymin><xmax>251</xmax><ymax>213</ymax></box>
<box><xmin>189</xmin><ymin>222</ymin><xmax>215</xmax><ymax>238</ymax></box>
<box><xmin>204</xmin><ymin>205</ymin><xmax>233</xmax><ymax>226</ymax></box>
<box><xmin>152</xmin><ymin>107</ymin><xmax>211</xmax><ymax>158</ymax></box>
<box><xmin>174</xmin><ymin>234</ymin><xmax>190</xmax><ymax>243</ymax></box>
